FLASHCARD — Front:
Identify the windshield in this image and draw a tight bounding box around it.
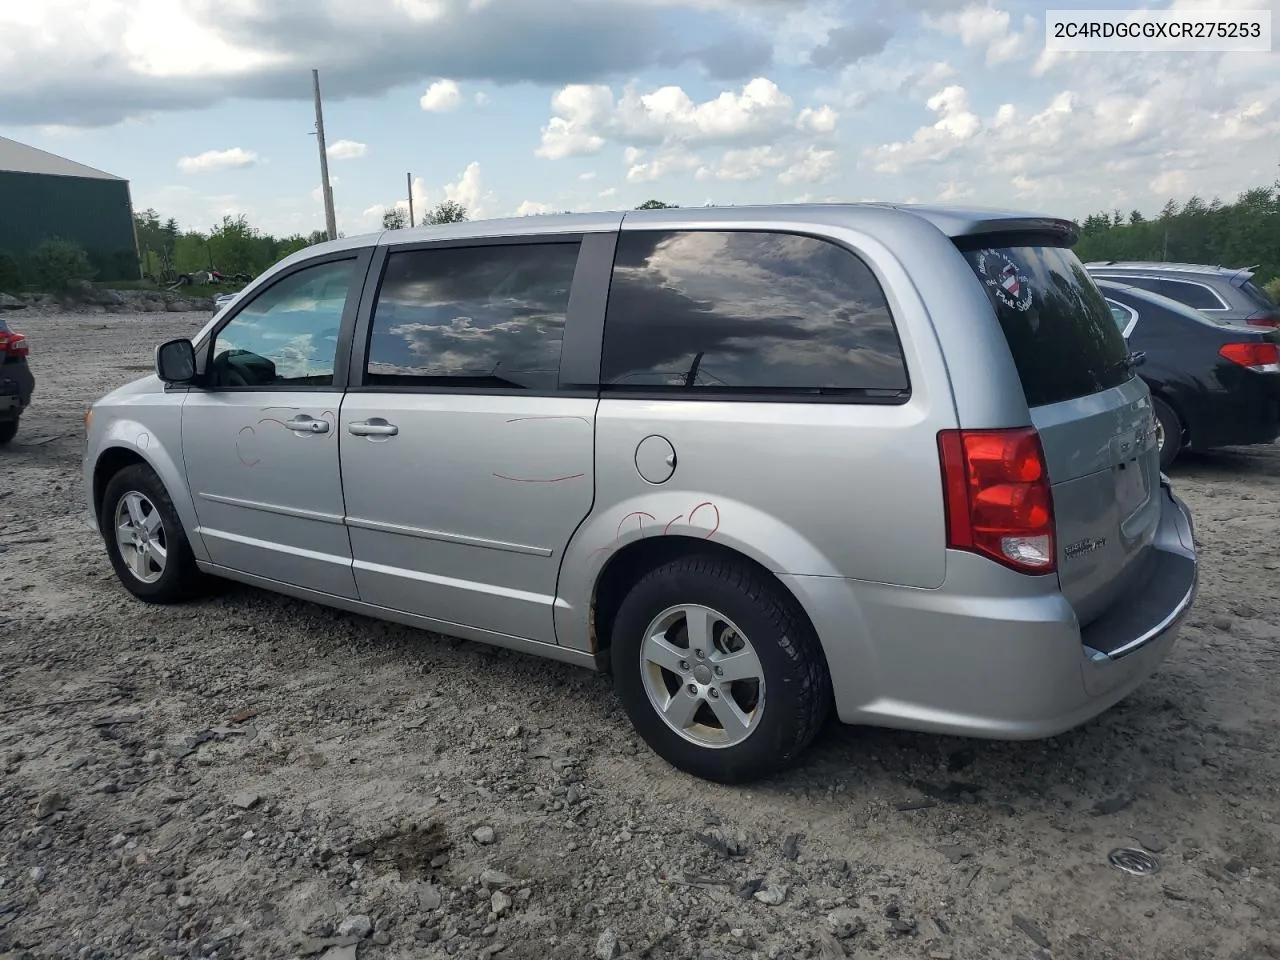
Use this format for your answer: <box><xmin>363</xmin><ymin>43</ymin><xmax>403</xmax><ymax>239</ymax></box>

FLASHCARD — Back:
<box><xmin>960</xmin><ymin>244</ymin><xmax>1134</xmax><ymax>408</ymax></box>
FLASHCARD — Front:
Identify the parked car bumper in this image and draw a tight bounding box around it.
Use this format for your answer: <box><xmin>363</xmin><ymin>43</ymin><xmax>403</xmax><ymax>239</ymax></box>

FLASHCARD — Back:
<box><xmin>783</xmin><ymin>478</ymin><xmax>1197</xmax><ymax>739</ymax></box>
<box><xmin>0</xmin><ymin>362</ymin><xmax>34</xmax><ymax>419</ymax></box>
<box><xmin>1182</xmin><ymin>374</ymin><xmax>1280</xmax><ymax>450</ymax></box>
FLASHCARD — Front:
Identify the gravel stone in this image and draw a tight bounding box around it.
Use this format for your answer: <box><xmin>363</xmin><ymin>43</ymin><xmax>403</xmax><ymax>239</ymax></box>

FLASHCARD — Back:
<box><xmin>35</xmin><ymin>792</ymin><xmax>67</xmax><ymax>819</ymax></box>
<box><xmin>595</xmin><ymin>930</ymin><xmax>620</xmax><ymax>960</ymax></box>
<box><xmin>337</xmin><ymin>915</ymin><xmax>373</xmax><ymax>939</ymax></box>
<box><xmin>754</xmin><ymin>885</ymin><xmax>788</xmax><ymax>906</ymax></box>
<box><xmin>491</xmin><ymin>891</ymin><xmax>513</xmax><ymax>916</ymax></box>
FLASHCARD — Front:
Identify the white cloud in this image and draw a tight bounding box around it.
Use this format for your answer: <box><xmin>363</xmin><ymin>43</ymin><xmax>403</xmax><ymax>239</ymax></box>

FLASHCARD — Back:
<box><xmin>474</xmin><ymin>91</ymin><xmax>490</xmax><ymax>107</ymax></box>
<box><xmin>420</xmin><ymin>79</ymin><xmax>462</xmax><ymax>112</ymax></box>
<box><xmin>444</xmin><ymin>161</ymin><xmax>494</xmax><ymax>216</ymax></box>
<box><xmin>578</xmin><ymin>171</ymin><xmax>597</xmax><ymax>181</ymax></box>
<box><xmin>797</xmin><ymin>105</ymin><xmax>838</xmax><ymax>134</ymax></box>
<box><xmin>177</xmin><ymin>147</ymin><xmax>259</xmax><ymax>173</ymax></box>
<box><xmin>913</xmin><ymin>61</ymin><xmax>957</xmax><ymax>93</ymax></box>
<box><xmin>704</xmin><ymin>145</ymin><xmax>792</xmax><ymax>182</ymax></box>
<box><xmin>599</xmin><ymin>187</ymin><xmax>618</xmax><ymax>198</ymax></box>
<box><xmin>537</xmin><ymin>76</ymin><xmax>840</xmax><ymax>161</ymax></box>
<box><xmin>327</xmin><ymin>139</ymin><xmax>368</xmax><ymax>160</ymax></box>
<box><xmin>515</xmin><ymin>200</ymin><xmax>556</xmax><ymax>216</ymax></box>
<box><xmin>614</xmin><ymin>77</ymin><xmax>796</xmax><ymax>146</ymax></box>
<box><xmin>926</xmin><ymin>4</ymin><xmax>1038</xmax><ymax>65</ymax></box>
<box><xmin>937</xmin><ymin>178</ymin><xmax>974</xmax><ymax>202</ymax></box>
<box><xmin>860</xmin><ymin>45</ymin><xmax>1280</xmax><ymax>216</ymax></box>
<box><xmin>536</xmin><ymin>84</ymin><xmax>613</xmax><ymax>159</ymax></box>
<box><xmin>1151</xmin><ymin>170</ymin><xmax>1190</xmax><ymax>196</ymax></box>
<box><xmin>778</xmin><ymin>146</ymin><xmax>838</xmax><ymax>185</ymax></box>
<box><xmin>865</xmin><ymin>84</ymin><xmax>980</xmax><ymax>173</ymax></box>
<box><xmin>626</xmin><ymin>147</ymin><xmax>702</xmax><ymax>183</ymax></box>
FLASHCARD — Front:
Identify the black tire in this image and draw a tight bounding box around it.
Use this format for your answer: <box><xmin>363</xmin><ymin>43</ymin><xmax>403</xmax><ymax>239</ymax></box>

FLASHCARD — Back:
<box><xmin>1153</xmin><ymin>396</ymin><xmax>1183</xmax><ymax>471</ymax></box>
<box><xmin>0</xmin><ymin>418</ymin><xmax>17</xmax><ymax>445</ymax></box>
<box><xmin>101</xmin><ymin>463</ymin><xmax>205</xmax><ymax>603</ymax></box>
<box><xmin>610</xmin><ymin>555</ymin><xmax>832</xmax><ymax>784</ymax></box>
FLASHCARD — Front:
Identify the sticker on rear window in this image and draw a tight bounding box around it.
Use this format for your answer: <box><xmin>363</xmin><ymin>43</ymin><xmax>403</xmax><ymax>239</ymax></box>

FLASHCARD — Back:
<box><xmin>975</xmin><ymin>249</ymin><xmax>1033</xmax><ymax>312</ymax></box>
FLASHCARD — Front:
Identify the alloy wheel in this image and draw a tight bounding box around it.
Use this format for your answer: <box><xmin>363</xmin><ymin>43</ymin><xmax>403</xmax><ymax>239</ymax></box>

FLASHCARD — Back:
<box><xmin>639</xmin><ymin>604</ymin><xmax>766</xmax><ymax>749</ymax></box>
<box><xmin>114</xmin><ymin>491</ymin><xmax>168</xmax><ymax>584</ymax></box>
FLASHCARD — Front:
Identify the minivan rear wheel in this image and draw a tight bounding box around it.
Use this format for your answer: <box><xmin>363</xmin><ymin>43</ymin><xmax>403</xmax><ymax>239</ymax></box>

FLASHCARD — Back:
<box><xmin>0</xmin><ymin>418</ymin><xmax>18</xmax><ymax>445</ymax></box>
<box><xmin>610</xmin><ymin>555</ymin><xmax>831</xmax><ymax>783</ymax></box>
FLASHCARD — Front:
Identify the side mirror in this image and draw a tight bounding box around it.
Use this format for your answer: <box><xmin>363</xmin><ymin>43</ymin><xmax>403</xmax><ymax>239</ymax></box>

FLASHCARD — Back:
<box><xmin>155</xmin><ymin>338</ymin><xmax>197</xmax><ymax>384</ymax></box>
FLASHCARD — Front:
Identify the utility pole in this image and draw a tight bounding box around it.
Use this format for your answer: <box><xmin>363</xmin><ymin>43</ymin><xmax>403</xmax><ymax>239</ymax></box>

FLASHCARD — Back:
<box><xmin>407</xmin><ymin>172</ymin><xmax>416</xmax><ymax>227</ymax></box>
<box><xmin>312</xmin><ymin>69</ymin><xmax>338</xmax><ymax>241</ymax></box>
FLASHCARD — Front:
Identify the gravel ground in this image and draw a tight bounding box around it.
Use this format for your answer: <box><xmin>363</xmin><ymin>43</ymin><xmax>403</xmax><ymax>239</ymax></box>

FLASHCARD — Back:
<box><xmin>3</xmin><ymin>309</ymin><xmax>1280</xmax><ymax>960</ymax></box>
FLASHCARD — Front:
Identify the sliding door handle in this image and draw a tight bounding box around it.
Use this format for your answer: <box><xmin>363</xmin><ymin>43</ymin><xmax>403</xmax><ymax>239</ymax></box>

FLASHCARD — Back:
<box><xmin>348</xmin><ymin>418</ymin><xmax>399</xmax><ymax>437</ymax></box>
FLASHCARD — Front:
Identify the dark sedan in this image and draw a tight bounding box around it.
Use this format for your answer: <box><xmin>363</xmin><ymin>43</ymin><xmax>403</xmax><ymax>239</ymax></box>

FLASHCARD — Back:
<box><xmin>1097</xmin><ymin>279</ymin><xmax>1280</xmax><ymax>469</ymax></box>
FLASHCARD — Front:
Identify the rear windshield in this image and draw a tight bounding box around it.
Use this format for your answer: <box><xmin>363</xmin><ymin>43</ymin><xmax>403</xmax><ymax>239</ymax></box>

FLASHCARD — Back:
<box><xmin>960</xmin><ymin>244</ymin><xmax>1133</xmax><ymax>408</ymax></box>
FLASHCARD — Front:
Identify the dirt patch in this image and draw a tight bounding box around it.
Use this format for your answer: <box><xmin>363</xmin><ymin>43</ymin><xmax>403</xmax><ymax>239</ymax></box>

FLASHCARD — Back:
<box><xmin>2</xmin><ymin>309</ymin><xmax>1280</xmax><ymax>960</ymax></box>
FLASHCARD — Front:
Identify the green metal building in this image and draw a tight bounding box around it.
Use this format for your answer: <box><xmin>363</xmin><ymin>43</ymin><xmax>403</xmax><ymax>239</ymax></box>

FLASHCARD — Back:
<box><xmin>0</xmin><ymin>137</ymin><xmax>138</xmax><ymax>281</ymax></box>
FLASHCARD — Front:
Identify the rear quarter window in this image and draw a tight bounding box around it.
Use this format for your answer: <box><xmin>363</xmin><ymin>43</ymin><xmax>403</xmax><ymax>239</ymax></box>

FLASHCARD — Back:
<box><xmin>600</xmin><ymin>230</ymin><xmax>909</xmax><ymax>398</ymax></box>
<box><xmin>961</xmin><ymin>245</ymin><xmax>1133</xmax><ymax>408</ymax></box>
<box><xmin>1241</xmin><ymin>280</ymin><xmax>1277</xmax><ymax>310</ymax></box>
<box><xmin>1158</xmin><ymin>278</ymin><xmax>1226</xmax><ymax>311</ymax></box>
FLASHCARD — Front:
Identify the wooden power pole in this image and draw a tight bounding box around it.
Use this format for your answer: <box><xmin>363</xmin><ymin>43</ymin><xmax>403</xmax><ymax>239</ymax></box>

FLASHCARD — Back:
<box><xmin>312</xmin><ymin>69</ymin><xmax>338</xmax><ymax>241</ymax></box>
<box><xmin>407</xmin><ymin>172</ymin><xmax>416</xmax><ymax>227</ymax></box>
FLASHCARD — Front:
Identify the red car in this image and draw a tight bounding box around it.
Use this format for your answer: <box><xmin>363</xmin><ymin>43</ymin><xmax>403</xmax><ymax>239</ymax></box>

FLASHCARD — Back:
<box><xmin>0</xmin><ymin>315</ymin><xmax>33</xmax><ymax>444</ymax></box>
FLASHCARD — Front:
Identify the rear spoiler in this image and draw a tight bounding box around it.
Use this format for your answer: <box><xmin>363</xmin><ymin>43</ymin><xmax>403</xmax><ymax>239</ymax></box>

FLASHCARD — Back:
<box><xmin>947</xmin><ymin>217</ymin><xmax>1079</xmax><ymax>250</ymax></box>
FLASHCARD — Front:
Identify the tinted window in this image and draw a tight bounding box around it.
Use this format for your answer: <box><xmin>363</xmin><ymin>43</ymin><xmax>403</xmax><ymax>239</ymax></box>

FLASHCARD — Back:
<box><xmin>600</xmin><ymin>230</ymin><xmax>908</xmax><ymax>396</ymax></box>
<box><xmin>210</xmin><ymin>258</ymin><xmax>355</xmax><ymax>388</ymax></box>
<box><xmin>1240</xmin><ymin>280</ymin><xmax>1276</xmax><ymax>310</ymax></box>
<box><xmin>1107</xmin><ymin>301</ymin><xmax>1132</xmax><ymax>331</ymax></box>
<box><xmin>1159</xmin><ymin>278</ymin><xmax>1224</xmax><ymax>310</ymax></box>
<box><xmin>1107</xmin><ymin>275</ymin><xmax>1163</xmax><ymax>296</ymax></box>
<box><xmin>961</xmin><ymin>245</ymin><xmax>1132</xmax><ymax>408</ymax></box>
<box><xmin>365</xmin><ymin>242</ymin><xmax>580</xmax><ymax>390</ymax></box>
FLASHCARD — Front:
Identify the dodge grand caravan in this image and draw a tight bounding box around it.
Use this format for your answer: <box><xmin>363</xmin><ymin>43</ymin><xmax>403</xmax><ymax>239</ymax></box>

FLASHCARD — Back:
<box><xmin>83</xmin><ymin>204</ymin><xmax>1198</xmax><ymax>783</ymax></box>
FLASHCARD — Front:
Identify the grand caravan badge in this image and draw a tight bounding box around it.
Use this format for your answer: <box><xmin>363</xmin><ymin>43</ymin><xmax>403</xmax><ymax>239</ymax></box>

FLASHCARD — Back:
<box><xmin>975</xmin><ymin>249</ymin><xmax>1034</xmax><ymax>312</ymax></box>
<box><xmin>1064</xmin><ymin>536</ymin><xmax>1107</xmax><ymax>560</ymax></box>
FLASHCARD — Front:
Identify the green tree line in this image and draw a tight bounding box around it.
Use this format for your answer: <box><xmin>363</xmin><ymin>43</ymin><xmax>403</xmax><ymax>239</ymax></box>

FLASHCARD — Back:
<box><xmin>135</xmin><ymin>198</ymin><xmax>472</xmax><ymax>283</ymax></box>
<box><xmin>1073</xmin><ymin>180</ymin><xmax>1280</xmax><ymax>295</ymax></box>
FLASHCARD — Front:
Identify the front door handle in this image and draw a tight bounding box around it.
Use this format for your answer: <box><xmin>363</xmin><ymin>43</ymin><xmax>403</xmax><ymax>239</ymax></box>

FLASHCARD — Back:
<box><xmin>348</xmin><ymin>418</ymin><xmax>399</xmax><ymax>437</ymax></box>
<box><xmin>283</xmin><ymin>416</ymin><xmax>330</xmax><ymax>434</ymax></box>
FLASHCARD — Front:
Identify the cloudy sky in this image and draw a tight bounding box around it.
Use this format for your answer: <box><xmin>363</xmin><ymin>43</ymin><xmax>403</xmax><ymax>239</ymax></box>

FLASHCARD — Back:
<box><xmin>0</xmin><ymin>0</ymin><xmax>1275</xmax><ymax>238</ymax></box>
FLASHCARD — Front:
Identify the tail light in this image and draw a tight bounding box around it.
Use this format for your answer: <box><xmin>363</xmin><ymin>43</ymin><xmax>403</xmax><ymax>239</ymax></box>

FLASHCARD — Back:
<box><xmin>938</xmin><ymin>427</ymin><xmax>1056</xmax><ymax>575</ymax></box>
<box><xmin>0</xmin><ymin>331</ymin><xmax>28</xmax><ymax>358</ymax></box>
<box><xmin>1219</xmin><ymin>341</ymin><xmax>1280</xmax><ymax>373</ymax></box>
<box><xmin>1245</xmin><ymin>315</ymin><xmax>1280</xmax><ymax>329</ymax></box>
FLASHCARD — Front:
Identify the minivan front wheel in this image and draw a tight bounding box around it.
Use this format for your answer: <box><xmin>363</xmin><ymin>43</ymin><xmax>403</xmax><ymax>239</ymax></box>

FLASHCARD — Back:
<box><xmin>610</xmin><ymin>556</ymin><xmax>831</xmax><ymax>783</ymax></box>
<box><xmin>102</xmin><ymin>463</ymin><xmax>204</xmax><ymax>603</ymax></box>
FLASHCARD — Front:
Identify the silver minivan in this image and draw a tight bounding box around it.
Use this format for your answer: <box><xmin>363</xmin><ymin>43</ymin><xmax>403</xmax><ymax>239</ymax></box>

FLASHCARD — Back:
<box><xmin>83</xmin><ymin>204</ymin><xmax>1199</xmax><ymax>783</ymax></box>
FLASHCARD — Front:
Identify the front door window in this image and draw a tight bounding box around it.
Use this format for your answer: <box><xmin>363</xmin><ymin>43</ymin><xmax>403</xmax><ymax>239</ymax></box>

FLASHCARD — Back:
<box><xmin>210</xmin><ymin>259</ymin><xmax>356</xmax><ymax>388</ymax></box>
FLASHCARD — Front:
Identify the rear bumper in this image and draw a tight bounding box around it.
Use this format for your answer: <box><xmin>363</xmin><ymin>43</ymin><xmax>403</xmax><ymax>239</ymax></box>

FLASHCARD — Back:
<box><xmin>785</xmin><ymin>479</ymin><xmax>1197</xmax><ymax>739</ymax></box>
<box><xmin>0</xmin><ymin>361</ymin><xmax>34</xmax><ymax>419</ymax></box>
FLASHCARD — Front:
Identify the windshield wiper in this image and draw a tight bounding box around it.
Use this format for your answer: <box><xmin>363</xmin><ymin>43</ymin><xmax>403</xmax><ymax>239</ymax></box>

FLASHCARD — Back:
<box><xmin>1113</xmin><ymin>350</ymin><xmax>1146</xmax><ymax>373</ymax></box>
